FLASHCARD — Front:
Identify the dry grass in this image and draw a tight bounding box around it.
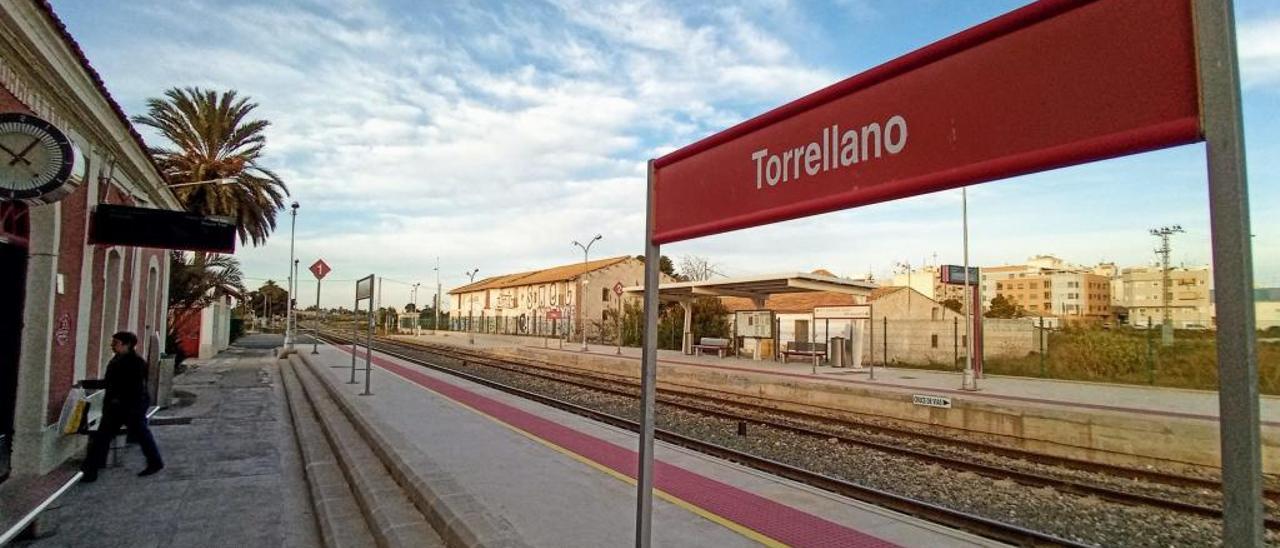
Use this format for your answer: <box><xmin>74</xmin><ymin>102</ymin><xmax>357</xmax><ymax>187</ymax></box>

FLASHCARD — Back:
<box><xmin>977</xmin><ymin>328</ymin><xmax>1280</xmax><ymax>395</ymax></box>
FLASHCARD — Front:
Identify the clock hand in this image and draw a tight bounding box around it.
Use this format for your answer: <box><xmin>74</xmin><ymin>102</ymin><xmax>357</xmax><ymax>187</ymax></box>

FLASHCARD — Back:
<box><xmin>0</xmin><ymin>142</ymin><xmax>32</xmax><ymax>166</ymax></box>
<box><xmin>8</xmin><ymin>138</ymin><xmax>40</xmax><ymax>166</ymax></box>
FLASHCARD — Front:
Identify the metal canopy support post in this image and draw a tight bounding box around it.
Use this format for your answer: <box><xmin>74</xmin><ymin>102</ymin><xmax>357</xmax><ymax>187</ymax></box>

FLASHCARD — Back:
<box><xmin>1194</xmin><ymin>0</ymin><xmax>1262</xmax><ymax>544</ymax></box>
<box><xmin>635</xmin><ymin>160</ymin><xmax>659</xmax><ymax>548</ymax></box>
<box><xmin>960</xmin><ymin>188</ymin><xmax>977</xmax><ymax>391</ymax></box>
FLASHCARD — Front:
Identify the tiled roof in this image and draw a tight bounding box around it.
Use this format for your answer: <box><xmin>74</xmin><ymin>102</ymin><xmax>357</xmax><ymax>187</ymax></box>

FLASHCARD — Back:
<box><xmin>449</xmin><ymin>256</ymin><xmax>631</xmax><ymax>294</ymax></box>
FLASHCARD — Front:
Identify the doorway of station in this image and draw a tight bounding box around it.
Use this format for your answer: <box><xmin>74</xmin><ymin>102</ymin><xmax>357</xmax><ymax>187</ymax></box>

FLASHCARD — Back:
<box><xmin>0</xmin><ymin>241</ymin><xmax>27</xmax><ymax>484</ymax></box>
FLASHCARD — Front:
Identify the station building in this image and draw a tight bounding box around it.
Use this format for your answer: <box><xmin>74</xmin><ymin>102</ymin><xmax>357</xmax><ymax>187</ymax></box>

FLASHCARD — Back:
<box><xmin>448</xmin><ymin>256</ymin><xmax>673</xmax><ymax>339</ymax></box>
<box><xmin>721</xmin><ymin>284</ymin><xmax>1035</xmax><ymax>366</ymax></box>
<box><xmin>1</xmin><ymin>2</ymin><xmax>181</xmax><ymax>483</ymax></box>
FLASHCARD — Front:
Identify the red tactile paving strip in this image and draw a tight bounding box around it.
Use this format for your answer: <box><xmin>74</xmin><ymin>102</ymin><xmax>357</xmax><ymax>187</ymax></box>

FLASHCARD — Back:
<box><xmin>336</xmin><ymin>347</ymin><xmax>900</xmax><ymax>548</ymax></box>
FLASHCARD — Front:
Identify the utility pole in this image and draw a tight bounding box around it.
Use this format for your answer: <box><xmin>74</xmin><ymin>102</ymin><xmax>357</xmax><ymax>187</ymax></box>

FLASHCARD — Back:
<box><xmin>573</xmin><ymin>234</ymin><xmax>602</xmax><ymax>351</ymax></box>
<box><xmin>894</xmin><ymin>260</ymin><xmax>912</xmax><ymax>314</ymax></box>
<box><xmin>465</xmin><ymin>269</ymin><xmax>479</xmax><ymax>344</ymax></box>
<box><xmin>1150</xmin><ymin>225</ymin><xmax>1184</xmax><ymax>347</ymax></box>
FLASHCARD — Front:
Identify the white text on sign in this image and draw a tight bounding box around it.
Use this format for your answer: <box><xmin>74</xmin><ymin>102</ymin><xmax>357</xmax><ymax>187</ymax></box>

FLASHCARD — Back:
<box><xmin>751</xmin><ymin>115</ymin><xmax>908</xmax><ymax>190</ymax></box>
<box><xmin>912</xmin><ymin>394</ymin><xmax>952</xmax><ymax>409</ymax></box>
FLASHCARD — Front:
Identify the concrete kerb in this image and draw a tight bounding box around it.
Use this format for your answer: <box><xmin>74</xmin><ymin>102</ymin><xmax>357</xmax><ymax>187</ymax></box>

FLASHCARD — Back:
<box><xmin>278</xmin><ymin>358</ymin><xmax>377</xmax><ymax>548</ymax></box>
<box><xmin>295</xmin><ymin>352</ymin><xmax>527</xmax><ymax>548</ymax></box>
<box><xmin>287</xmin><ymin>355</ymin><xmax>440</xmax><ymax>548</ymax></box>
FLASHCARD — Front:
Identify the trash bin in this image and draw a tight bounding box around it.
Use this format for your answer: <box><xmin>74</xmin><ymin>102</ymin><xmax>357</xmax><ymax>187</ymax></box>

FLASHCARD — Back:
<box><xmin>829</xmin><ymin>337</ymin><xmax>846</xmax><ymax>367</ymax></box>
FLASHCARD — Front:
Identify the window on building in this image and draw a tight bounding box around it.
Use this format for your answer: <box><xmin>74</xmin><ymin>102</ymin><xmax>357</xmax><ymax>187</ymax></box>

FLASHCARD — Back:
<box><xmin>1029</xmin><ymin>304</ymin><xmax>1038</xmax><ymax>310</ymax></box>
<box><xmin>996</xmin><ymin>282</ymin><xmax>1003</xmax><ymax>290</ymax></box>
<box><xmin>931</xmin><ymin>334</ymin><xmax>939</xmax><ymax>348</ymax></box>
<box><xmin>602</xmin><ymin>287</ymin><xmax>610</xmax><ymax>302</ymax></box>
<box><xmin>931</xmin><ymin>307</ymin><xmax>939</xmax><ymax>320</ymax></box>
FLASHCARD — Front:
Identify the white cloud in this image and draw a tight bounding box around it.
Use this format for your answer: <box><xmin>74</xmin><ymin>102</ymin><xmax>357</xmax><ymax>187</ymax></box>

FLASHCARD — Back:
<box><xmin>58</xmin><ymin>0</ymin><xmax>1280</xmax><ymax>306</ymax></box>
<box><xmin>1239</xmin><ymin>17</ymin><xmax>1280</xmax><ymax>89</ymax></box>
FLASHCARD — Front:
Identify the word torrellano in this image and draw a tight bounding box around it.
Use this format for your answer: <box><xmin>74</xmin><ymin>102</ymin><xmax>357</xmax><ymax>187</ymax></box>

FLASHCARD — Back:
<box><xmin>751</xmin><ymin>114</ymin><xmax>908</xmax><ymax>190</ymax></box>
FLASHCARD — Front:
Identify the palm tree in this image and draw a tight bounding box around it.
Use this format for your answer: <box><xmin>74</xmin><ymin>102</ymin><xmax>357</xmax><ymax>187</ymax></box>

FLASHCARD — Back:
<box><xmin>167</xmin><ymin>252</ymin><xmax>245</xmax><ymax>310</ymax></box>
<box><xmin>132</xmin><ymin>87</ymin><xmax>289</xmax><ymax>247</ymax></box>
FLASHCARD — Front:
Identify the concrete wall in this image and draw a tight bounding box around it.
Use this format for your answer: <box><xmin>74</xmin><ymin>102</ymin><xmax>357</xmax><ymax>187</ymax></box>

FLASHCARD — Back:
<box><xmin>198</xmin><ymin>297</ymin><xmax>232</xmax><ymax>359</ymax></box>
<box><xmin>496</xmin><ymin>346</ymin><xmax>1280</xmax><ymax>475</ymax></box>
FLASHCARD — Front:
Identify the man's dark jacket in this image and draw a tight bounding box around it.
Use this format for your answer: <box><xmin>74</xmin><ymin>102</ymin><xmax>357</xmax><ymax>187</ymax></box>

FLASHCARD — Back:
<box><xmin>81</xmin><ymin>351</ymin><xmax>150</xmax><ymax>416</ymax></box>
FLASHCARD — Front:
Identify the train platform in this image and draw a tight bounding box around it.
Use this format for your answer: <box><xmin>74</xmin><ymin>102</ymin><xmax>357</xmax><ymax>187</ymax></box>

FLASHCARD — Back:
<box><xmin>302</xmin><ymin>340</ymin><xmax>1002</xmax><ymax>547</ymax></box>
<box><xmin>390</xmin><ymin>331</ymin><xmax>1280</xmax><ymax>475</ymax></box>
<box><xmin>395</xmin><ymin>330</ymin><xmax>1280</xmax><ymax>424</ymax></box>
<box><xmin>12</xmin><ymin>334</ymin><xmax>320</xmax><ymax>548</ymax></box>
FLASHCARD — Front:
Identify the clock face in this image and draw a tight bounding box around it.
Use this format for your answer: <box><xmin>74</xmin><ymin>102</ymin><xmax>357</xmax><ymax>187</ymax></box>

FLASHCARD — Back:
<box><xmin>0</xmin><ymin>113</ymin><xmax>75</xmax><ymax>202</ymax></box>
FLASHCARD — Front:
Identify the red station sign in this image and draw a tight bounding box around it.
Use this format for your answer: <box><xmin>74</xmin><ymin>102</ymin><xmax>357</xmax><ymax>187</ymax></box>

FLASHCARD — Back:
<box><xmin>309</xmin><ymin>259</ymin><xmax>331</xmax><ymax>280</ymax></box>
<box><xmin>651</xmin><ymin>0</ymin><xmax>1202</xmax><ymax>244</ymax></box>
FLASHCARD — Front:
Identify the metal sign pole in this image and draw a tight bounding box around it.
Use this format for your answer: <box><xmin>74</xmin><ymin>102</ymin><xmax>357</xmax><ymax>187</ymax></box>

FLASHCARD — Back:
<box><xmin>635</xmin><ymin>160</ymin><xmax>659</xmax><ymax>548</ymax></box>
<box><xmin>961</xmin><ymin>190</ymin><xmax>977</xmax><ymax>391</ymax></box>
<box><xmin>350</xmin><ymin>296</ymin><xmax>359</xmax><ymax>383</ymax></box>
<box><xmin>1194</xmin><ymin>0</ymin><xmax>1262</xmax><ymax>543</ymax></box>
<box><xmin>363</xmin><ymin>278</ymin><xmax>375</xmax><ymax>395</ymax></box>
<box><xmin>313</xmin><ymin>279</ymin><xmax>321</xmax><ymax>354</ymax></box>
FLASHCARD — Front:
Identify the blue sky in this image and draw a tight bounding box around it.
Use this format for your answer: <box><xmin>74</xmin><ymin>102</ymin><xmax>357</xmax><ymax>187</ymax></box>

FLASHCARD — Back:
<box><xmin>51</xmin><ymin>0</ymin><xmax>1280</xmax><ymax>309</ymax></box>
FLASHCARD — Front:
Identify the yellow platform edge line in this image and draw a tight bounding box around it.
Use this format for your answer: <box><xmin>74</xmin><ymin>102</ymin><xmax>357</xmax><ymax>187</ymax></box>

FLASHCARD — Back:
<box><xmin>375</xmin><ymin>361</ymin><xmax>788</xmax><ymax>548</ymax></box>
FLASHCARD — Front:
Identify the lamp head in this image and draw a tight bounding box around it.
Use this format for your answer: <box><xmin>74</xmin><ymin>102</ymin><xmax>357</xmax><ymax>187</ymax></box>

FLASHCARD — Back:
<box><xmin>291</xmin><ymin>201</ymin><xmax>300</xmax><ymax>210</ymax></box>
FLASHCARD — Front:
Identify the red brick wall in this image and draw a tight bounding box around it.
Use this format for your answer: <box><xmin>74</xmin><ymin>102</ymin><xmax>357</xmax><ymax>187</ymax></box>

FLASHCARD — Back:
<box><xmin>0</xmin><ymin>85</ymin><xmax>33</xmax><ymax>114</ymax></box>
<box><xmin>43</xmin><ymin>179</ymin><xmax>89</xmax><ymax>421</ymax></box>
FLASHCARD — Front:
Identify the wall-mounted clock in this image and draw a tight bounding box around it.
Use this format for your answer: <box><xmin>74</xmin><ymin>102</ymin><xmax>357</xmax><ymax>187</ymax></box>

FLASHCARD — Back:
<box><xmin>0</xmin><ymin>112</ymin><xmax>81</xmax><ymax>205</ymax></box>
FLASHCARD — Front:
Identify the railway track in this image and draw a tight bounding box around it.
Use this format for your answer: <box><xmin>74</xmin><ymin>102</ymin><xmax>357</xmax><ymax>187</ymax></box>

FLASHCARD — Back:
<box><xmin>375</xmin><ymin>337</ymin><xmax>1272</xmax><ymax>484</ymax></box>
<box><xmin>320</xmin><ymin>331</ymin><xmax>1280</xmax><ymax>541</ymax></box>
<box><xmin>319</xmin><ymin>331</ymin><xmax>1083</xmax><ymax>546</ymax></box>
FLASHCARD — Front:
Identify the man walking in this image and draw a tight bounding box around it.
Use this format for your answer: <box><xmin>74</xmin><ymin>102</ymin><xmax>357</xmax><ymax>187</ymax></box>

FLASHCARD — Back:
<box><xmin>78</xmin><ymin>331</ymin><xmax>163</xmax><ymax>482</ymax></box>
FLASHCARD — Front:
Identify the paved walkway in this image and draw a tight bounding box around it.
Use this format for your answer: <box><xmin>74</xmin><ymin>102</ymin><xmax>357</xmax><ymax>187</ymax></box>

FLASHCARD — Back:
<box><xmin>308</xmin><ymin>342</ymin><xmax>997</xmax><ymax>547</ymax></box>
<box><xmin>16</xmin><ymin>334</ymin><xmax>319</xmax><ymax>548</ymax></box>
<box><xmin>398</xmin><ymin>331</ymin><xmax>1280</xmax><ymax>425</ymax></box>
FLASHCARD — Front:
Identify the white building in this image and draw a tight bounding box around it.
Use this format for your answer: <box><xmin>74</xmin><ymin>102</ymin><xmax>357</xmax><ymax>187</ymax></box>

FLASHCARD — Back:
<box><xmin>449</xmin><ymin>256</ymin><xmax>672</xmax><ymax>340</ymax></box>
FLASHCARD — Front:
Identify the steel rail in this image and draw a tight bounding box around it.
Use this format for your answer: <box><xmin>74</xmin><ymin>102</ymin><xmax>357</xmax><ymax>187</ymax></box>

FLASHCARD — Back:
<box><xmin>370</xmin><ymin>333</ymin><xmax>1274</xmax><ymax>497</ymax></box>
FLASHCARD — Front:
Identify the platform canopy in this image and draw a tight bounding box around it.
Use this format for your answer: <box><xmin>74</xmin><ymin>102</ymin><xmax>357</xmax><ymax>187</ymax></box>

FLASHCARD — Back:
<box><xmin>624</xmin><ymin>272</ymin><xmax>875</xmax><ymax>305</ymax></box>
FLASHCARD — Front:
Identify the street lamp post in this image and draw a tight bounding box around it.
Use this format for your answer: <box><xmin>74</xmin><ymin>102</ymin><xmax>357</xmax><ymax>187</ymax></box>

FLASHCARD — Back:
<box><xmin>573</xmin><ymin>234</ymin><xmax>602</xmax><ymax>351</ymax></box>
<box><xmin>465</xmin><ymin>269</ymin><xmax>479</xmax><ymax>344</ymax></box>
<box><xmin>434</xmin><ymin>257</ymin><xmax>442</xmax><ymax>334</ymax></box>
<box><xmin>285</xmin><ymin>202</ymin><xmax>299</xmax><ymax>351</ymax></box>
<box><xmin>411</xmin><ymin>282</ymin><xmax>421</xmax><ymax>336</ymax></box>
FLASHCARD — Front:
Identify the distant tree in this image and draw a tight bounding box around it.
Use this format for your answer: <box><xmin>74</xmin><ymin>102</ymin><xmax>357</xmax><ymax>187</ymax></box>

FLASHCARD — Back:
<box><xmin>985</xmin><ymin>295</ymin><xmax>1023</xmax><ymax>319</ymax></box>
<box><xmin>633</xmin><ymin>255</ymin><xmax>678</xmax><ymax>279</ymax></box>
<box><xmin>248</xmin><ymin>280</ymin><xmax>289</xmax><ymax>317</ymax></box>
<box><xmin>678</xmin><ymin>255</ymin><xmax>723</xmax><ymax>281</ymax></box>
<box><xmin>404</xmin><ymin>303</ymin><xmax>417</xmax><ymax>313</ymax></box>
<box><xmin>941</xmin><ymin>298</ymin><xmax>963</xmax><ymax>314</ymax></box>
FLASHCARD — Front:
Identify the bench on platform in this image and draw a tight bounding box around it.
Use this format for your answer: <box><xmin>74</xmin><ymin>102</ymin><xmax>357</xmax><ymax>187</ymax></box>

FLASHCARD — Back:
<box><xmin>0</xmin><ymin>465</ymin><xmax>82</xmax><ymax>544</ymax></box>
<box><xmin>692</xmin><ymin>337</ymin><xmax>731</xmax><ymax>358</ymax></box>
<box><xmin>781</xmin><ymin>341</ymin><xmax>826</xmax><ymax>363</ymax></box>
